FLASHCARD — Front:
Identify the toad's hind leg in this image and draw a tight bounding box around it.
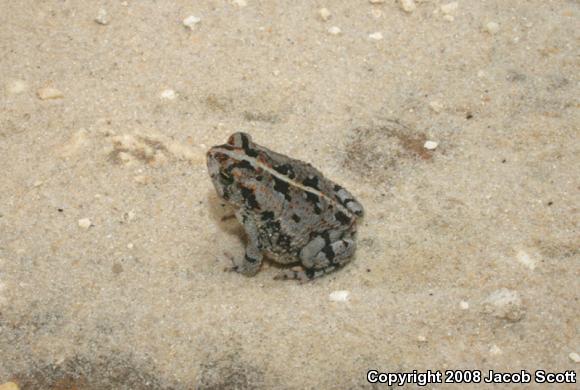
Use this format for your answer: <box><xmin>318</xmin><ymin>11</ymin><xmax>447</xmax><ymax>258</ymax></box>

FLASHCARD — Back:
<box><xmin>275</xmin><ymin>233</ymin><xmax>357</xmax><ymax>281</ymax></box>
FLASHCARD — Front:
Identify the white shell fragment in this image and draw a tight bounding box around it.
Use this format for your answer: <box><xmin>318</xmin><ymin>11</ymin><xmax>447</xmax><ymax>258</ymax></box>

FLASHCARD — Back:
<box><xmin>484</xmin><ymin>21</ymin><xmax>500</xmax><ymax>34</ymax></box>
<box><xmin>160</xmin><ymin>89</ymin><xmax>177</xmax><ymax>100</ymax></box>
<box><xmin>328</xmin><ymin>26</ymin><xmax>341</xmax><ymax>35</ymax></box>
<box><xmin>6</xmin><ymin>80</ymin><xmax>27</xmax><ymax>94</ymax></box>
<box><xmin>459</xmin><ymin>300</ymin><xmax>470</xmax><ymax>310</ymax></box>
<box><xmin>569</xmin><ymin>352</ymin><xmax>580</xmax><ymax>363</ymax></box>
<box><xmin>441</xmin><ymin>2</ymin><xmax>458</xmax><ymax>14</ymax></box>
<box><xmin>183</xmin><ymin>15</ymin><xmax>201</xmax><ymax>29</ymax></box>
<box><xmin>329</xmin><ymin>290</ymin><xmax>350</xmax><ymax>302</ymax></box>
<box><xmin>368</xmin><ymin>32</ymin><xmax>383</xmax><ymax>41</ymax></box>
<box><xmin>399</xmin><ymin>0</ymin><xmax>416</xmax><ymax>13</ymax></box>
<box><xmin>95</xmin><ymin>8</ymin><xmax>109</xmax><ymax>25</ymax></box>
<box><xmin>319</xmin><ymin>8</ymin><xmax>331</xmax><ymax>22</ymax></box>
<box><xmin>78</xmin><ymin>218</ymin><xmax>92</xmax><ymax>229</ymax></box>
<box><xmin>37</xmin><ymin>87</ymin><xmax>64</xmax><ymax>100</ymax></box>
<box><xmin>424</xmin><ymin>140</ymin><xmax>438</xmax><ymax>150</ymax></box>
<box><xmin>231</xmin><ymin>0</ymin><xmax>247</xmax><ymax>7</ymax></box>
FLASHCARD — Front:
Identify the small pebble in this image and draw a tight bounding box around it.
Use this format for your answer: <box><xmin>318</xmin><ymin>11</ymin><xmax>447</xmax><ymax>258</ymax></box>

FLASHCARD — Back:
<box><xmin>160</xmin><ymin>89</ymin><xmax>177</xmax><ymax>100</ymax></box>
<box><xmin>112</xmin><ymin>263</ymin><xmax>123</xmax><ymax>274</ymax></box>
<box><xmin>369</xmin><ymin>0</ymin><xmax>386</xmax><ymax>3</ymax></box>
<box><xmin>134</xmin><ymin>175</ymin><xmax>152</xmax><ymax>184</ymax></box>
<box><xmin>127</xmin><ymin>243</ymin><xmax>134</xmax><ymax>249</ymax></box>
<box><xmin>319</xmin><ymin>8</ymin><xmax>331</xmax><ymax>21</ymax></box>
<box><xmin>6</xmin><ymin>80</ymin><xmax>27</xmax><ymax>94</ymax></box>
<box><xmin>440</xmin><ymin>2</ymin><xmax>458</xmax><ymax>14</ymax></box>
<box><xmin>133</xmin><ymin>175</ymin><xmax>151</xmax><ymax>184</ymax></box>
<box><xmin>424</xmin><ymin>140</ymin><xmax>438</xmax><ymax>150</ymax></box>
<box><xmin>328</xmin><ymin>26</ymin><xmax>341</xmax><ymax>35</ymax></box>
<box><xmin>78</xmin><ymin>218</ymin><xmax>92</xmax><ymax>229</ymax></box>
<box><xmin>569</xmin><ymin>352</ymin><xmax>580</xmax><ymax>363</ymax></box>
<box><xmin>482</xmin><ymin>289</ymin><xmax>525</xmax><ymax>322</ymax></box>
<box><xmin>95</xmin><ymin>8</ymin><xmax>109</xmax><ymax>25</ymax></box>
<box><xmin>231</xmin><ymin>0</ymin><xmax>247</xmax><ymax>7</ymax></box>
<box><xmin>484</xmin><ymin>21</ymin><xmax>500</xmax><ymax>34</ymax></box>
<box><xmin>371</xmin><ymin>8</ymin><xmax>383</xmax><ymax>18</ymax></box>
<box><xmin>515</xmin><ymin>250</ymin><xmax>537</xmax><ymax>270</ymax></box>
<box><xmin>417</xmin><ymin>335</ymin><xmax>427</xmax><ymax>342</ymax></box>
<box><xmin>124</xmin><ymin>210</ymin><xmax>136</xmax><ymax>222</ymax></box>
<box><xmin>368</xmin><ymin>32</ymin><xmax>383</xmax><ymax>40</ymax></box>
<box><xmin>58</xmin><ymin>129</ymin><xmax>89</xmax><ymax>157</ymax></box>
<box><xmin>459</xmin><ymin>300</ymin><xmax>470</xmax><ymax>310</ymax></box>
<box><xmin>117</xmin><ymin>151</ymin><xmax>134</xmax><ymax>164</ymax></box>
<box><xmin>329</xmin><ymin>290</ymin><xmax>350</xmax><ymax>302</ymax></box>
<box><xmin>32</xmin><ymin>180</ymin><xmax>44</xmax><ymax>187</ymax></box>
<box><xmin>399</xmin><ymin>0</ymin><xmax>416</xmax><ymax>13</ymax></box>
<box><xmin>183</xmin><ymin>15</ymin><xmax>201</xmax><ymax>29</ymax></box>
<box><xmin>489</xmin><ymin>345</ymin><xmax>502</xmax><ymax>355</ymax></box>
<box><xmin>429</xmin><ymin>100</ymin><xmax>444</xmax><ymax>113</ymax></box>
<box><xmin>37</xmin><ymin>87</ymin><xmax>64</xmax><ymax>100</ymax></box>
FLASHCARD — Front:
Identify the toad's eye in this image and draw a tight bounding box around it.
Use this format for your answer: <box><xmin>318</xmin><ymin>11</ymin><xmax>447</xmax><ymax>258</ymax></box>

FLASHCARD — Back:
<box><xmin>219</xmin><ymin>171</ymin><xmax>234</xmax><ymax>185</ymax></box>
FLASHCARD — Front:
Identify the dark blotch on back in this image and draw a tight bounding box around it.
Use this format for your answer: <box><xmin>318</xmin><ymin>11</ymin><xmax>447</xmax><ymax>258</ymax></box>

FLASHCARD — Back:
<box><xmin>273</xmin><ymin>164</ymin><xmax>295</xmax><ymax>179</ymax></box>
<box><xmin>305</xmin><ymin>192</ymin><xmax>322</xmax><ymax>214</ymax></box>
<box><xmin>261</xmin><ymin>211</ymin><xmax>275</xmax><ymax>221</ymax></box>
<box><xmin>303</xmin><ymin>176</ymin><xmax>320</xmax><ymax>190</ymax></box>
<box><xmin>335</xmin><ymin>211</ymin><xmax>351</xmax><ymax>225</ymax></box>
<box><xmin>240</xmin><ymin>187</ymin><xmax>259</xmax><ymax>209</ymax></box>
<box><xmin>273</xmin><ymin>177</ymin><xmax>292</xmax><ymax>201</ymax></box>
<box><xmin>291</xmin><ymin>214</ymin><xmax>301</xmax><ymax>223</ymax></box>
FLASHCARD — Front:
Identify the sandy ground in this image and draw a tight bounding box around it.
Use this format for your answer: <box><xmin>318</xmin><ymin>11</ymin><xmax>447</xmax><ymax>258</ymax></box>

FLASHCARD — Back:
<box><xmin>1</xmin><ymin>0</ymin><xmax>578</xmax><ymax>389</ymax></box>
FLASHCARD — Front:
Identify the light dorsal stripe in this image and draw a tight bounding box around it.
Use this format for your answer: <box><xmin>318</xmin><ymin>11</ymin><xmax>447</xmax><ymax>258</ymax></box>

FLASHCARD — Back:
<box><xmin>218</xmin><ymin>148</ymin><xmax>352</xmax><ymax>216</ymax></box>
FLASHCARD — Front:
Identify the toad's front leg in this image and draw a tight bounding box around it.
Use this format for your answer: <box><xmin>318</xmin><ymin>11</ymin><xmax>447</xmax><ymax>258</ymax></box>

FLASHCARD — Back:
<box><xmin>231</xmin><ymin>210</ymin><xmax>263</xmax><ymax>276</ymax></box>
